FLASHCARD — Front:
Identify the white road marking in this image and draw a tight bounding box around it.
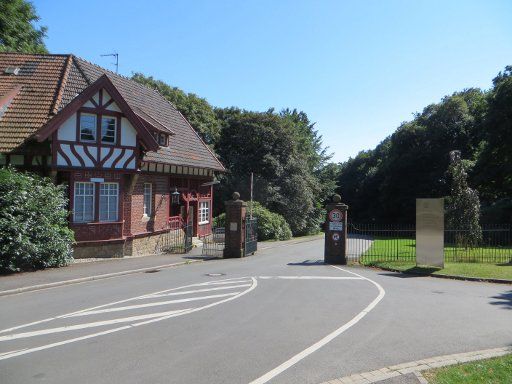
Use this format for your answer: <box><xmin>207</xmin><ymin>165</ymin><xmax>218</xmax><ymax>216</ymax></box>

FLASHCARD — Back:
<box><xmin>248</xmin><ymin>267</ymin><xmax>386</xmax><ymax>384</ymax></box>
<box><xmin>144</xmin><ymin>284</ymin><xmax>251</xmax><ymax>298</ymax></box>
<box><xmin>203</xmin><ymin>279</ymin><xmax>252</xmax><ymax>286</ymax></box>
<box><xmin>258</xmin><ymin>276</ymin><xmax>364</xmax><ymax>280</ymax></box>
<box><xmin>65</xmin><ymin>292</ymin><xmax>240</xmax><ymax>317</ymax></box>
<box><xmin>0</xmin><ymin>309</ymin><xmax>192</xmax><ymax>342</ymax></box>
<box><xmin>0</xmin><ymin>277</ymin><xmax>251</xmax><ymax>335</ymax></box>
<box><xmin>0</xmin><ymin>277</ymin><xmax>258</xmax><ymax>361</ymax></box>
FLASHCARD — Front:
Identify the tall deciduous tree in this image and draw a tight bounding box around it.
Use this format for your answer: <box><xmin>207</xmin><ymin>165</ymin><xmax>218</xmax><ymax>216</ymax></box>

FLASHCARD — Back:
<box><xmin>0</xmin><ymin>0</ymin><xmax>47</xmax><ymax>54</ymax></box>
<box><xmin>215</xmin><ymin>107</ymin><xmax>324</xmax><ymax>236</ymax></box>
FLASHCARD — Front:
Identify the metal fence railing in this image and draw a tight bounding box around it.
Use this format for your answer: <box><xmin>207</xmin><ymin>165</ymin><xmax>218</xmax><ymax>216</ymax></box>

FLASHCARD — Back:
<box><xmin>347</xmin><ymin>223</ymin><xmax>512</xmax><ymax>264</ymax></box>
<box><xmin>201</xmin><ymin>227</ymin><xmax>225</xmax><ymax>258</ymax></box>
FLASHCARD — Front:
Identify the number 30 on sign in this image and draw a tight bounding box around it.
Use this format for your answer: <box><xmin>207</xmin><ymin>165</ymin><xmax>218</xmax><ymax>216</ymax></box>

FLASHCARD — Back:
<box><xmin>329</xmin><ymin>209</ymin><xmax>343</xmax><ymax>222</ymax></box>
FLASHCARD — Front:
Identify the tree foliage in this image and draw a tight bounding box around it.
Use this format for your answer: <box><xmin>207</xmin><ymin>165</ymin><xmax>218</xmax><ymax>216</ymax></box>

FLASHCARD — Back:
<box><xmin>0</xmin><ymin>0</ymin><xmax>47</xmax><ymax>54</ymax></box>
<box><xmin>0</xmin><ymin>168</ymin><xmax>74</xmax><ymax>273</ymax></box>
<box><xmin>338</xmin><ymin>88</ymin><xmax>487</xmax><ymax>223</ymax></box>
<box><xmin>446</xmin><ymin>151</ymin><xmax>482</xmax><ymax>245</ymax></box>
<box><xmin>214</xmin><ymin>107</ymin><xmax>327</xmax><ymax>236</ymax></box>
<box><xmin>131</xmin><ymin>73</ymin><xmax>221</xmax><ymax>146</ymax></box>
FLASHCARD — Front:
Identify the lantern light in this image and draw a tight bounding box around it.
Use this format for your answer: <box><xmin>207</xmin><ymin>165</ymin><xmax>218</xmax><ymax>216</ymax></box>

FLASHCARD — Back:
<box><xmin>171</xmin><ymin>187</ymin><xmax>180</xmax><ymax>205</ymax></box>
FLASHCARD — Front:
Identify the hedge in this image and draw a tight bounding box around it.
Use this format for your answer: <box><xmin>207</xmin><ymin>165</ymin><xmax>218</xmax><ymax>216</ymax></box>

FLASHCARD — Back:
<box><xmin>213</xmin><ymin>201</ymin><xmax>292</xmax><ymax>241</ymax></box>
<box><xmin>0</xmin><ymin>168</ymin><xmax>74</xmax><ymax>273</ymax></box>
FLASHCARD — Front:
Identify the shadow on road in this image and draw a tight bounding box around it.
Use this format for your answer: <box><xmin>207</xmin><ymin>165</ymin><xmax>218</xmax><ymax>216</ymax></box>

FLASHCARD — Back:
<box><xmin>377</xmin><ymin>272</ymin><xmax>430</xmax><ymax>279</ymax></box>
<box><xmin>287</xmin><ymin>260</ymin><xmax>326</xmax><ymax>266</ymax></box>
<box><xmin>489</xmin><ymin>290</ymin><xmax>512</xmax><ymax>310</ymax></box>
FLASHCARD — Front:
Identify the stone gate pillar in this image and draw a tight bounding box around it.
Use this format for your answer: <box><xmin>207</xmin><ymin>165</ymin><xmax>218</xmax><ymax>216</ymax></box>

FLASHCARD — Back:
<box><xmin>224</xmin><ymin>192</ymin><xmax>247</xmax><ymax>258</ymax></box>
<box><xmin>324</xmin><ymin>194</ymin><xmax>348</xmax><ymax>265</ymax></box>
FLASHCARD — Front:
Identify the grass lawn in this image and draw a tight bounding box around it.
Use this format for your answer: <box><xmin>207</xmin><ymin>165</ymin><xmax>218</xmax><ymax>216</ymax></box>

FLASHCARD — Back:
<box><xmin>361</xmin><ymin>238</ymin><xmax>512</xmax><ymax>264</ymax></box>
<box><xmin>363</xmin><ymin>260</ymin><xmax>512</xmax><ymax>280</ymax></box>
<box><xmin>423</xmin><ymin>354</ymin><xmax>512</xmax><ymax>383</ymax></box>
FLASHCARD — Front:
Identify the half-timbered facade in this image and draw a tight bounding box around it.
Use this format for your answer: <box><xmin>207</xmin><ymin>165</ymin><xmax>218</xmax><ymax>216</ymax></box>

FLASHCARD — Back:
<box><xmin>0</xmin><ymin>53</ymin><xmax>225</xmax><ymax>258</ymax></box>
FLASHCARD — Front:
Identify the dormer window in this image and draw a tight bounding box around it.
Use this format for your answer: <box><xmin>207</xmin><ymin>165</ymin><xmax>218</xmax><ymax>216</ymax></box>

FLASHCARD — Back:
<box><xmin>101</xmin><ymin>116</ymin><xmax>117</xmax><ymax>144</ymax></box>
<box><xmin>80</xmin><ymin>113</ymin><xmax>97</xmax><ymax>142</ymax></box>
<box><xmin>158</xmin><ymin>133</ymin><xmax>168</xmax><ymax>146</ymax></box>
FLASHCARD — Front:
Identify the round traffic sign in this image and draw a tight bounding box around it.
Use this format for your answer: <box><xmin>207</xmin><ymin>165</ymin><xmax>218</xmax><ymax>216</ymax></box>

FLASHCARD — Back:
<box><xmin>329</xmin><ymin>209</ymin><xmax>343</xmax><ymax>222</ymax></box>
<box><xmin>332</xmin><ymin>233</ymin><xmax>340</xmax><ymax>241</ymax></box>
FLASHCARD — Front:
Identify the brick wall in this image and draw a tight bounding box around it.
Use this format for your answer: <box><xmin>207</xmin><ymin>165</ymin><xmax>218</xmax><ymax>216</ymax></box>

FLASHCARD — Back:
<box><xmin>128</xmin><ymin>173</ymin><xmax>170</xmax><ymax>235</ymax></box>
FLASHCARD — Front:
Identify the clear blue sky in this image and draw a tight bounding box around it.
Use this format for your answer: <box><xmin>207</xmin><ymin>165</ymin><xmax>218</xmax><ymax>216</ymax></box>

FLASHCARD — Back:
<box><xmin>34</xmin><ymin>0</ymin><xmax>512</xmax><ymax>163</ymax></box>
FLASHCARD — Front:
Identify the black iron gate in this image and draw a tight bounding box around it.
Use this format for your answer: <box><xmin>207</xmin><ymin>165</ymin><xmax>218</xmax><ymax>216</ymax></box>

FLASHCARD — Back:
<box><xmin>201</xmin><ymin>226</ymin><xmax>225</xmax><ymax>257</ymax></box>
<box><xmin>158</xmin><ymin>216</ymin><xmax>193</xmax><ymax>254</ymax></box>
<box><xmin>245</xmin><ymin>218</ymin><xmax>258</xmax><ymax>256</ymax></box>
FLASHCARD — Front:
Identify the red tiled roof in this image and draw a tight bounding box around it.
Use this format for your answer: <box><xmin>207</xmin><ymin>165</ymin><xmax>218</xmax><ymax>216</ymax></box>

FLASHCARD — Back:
<box><xmin>0</xmin><ymin>53</ymin><xmax>225</xmax><ymax>171</ymax></box>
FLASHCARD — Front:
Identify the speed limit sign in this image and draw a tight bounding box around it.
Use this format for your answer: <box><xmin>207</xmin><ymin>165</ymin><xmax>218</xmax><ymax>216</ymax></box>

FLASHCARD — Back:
<box><xmin>329</xmin><ymin>209</ymin><xmax>343</xmax><ymax>222</ymax></box>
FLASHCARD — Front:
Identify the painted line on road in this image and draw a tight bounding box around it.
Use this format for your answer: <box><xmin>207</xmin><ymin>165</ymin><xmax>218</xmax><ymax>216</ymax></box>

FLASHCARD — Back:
<box><xmin>248</xmin><ymin>267</ymin><xmax>386</xmax><ymax>384</ymax></box>
<box><xmin>0</xmin><ymin>309</ymin><xmax>192</xmax><ymax>342</ymax></box>
<box><xmin>0</xmin><ymin>277</ymin><xmax>258</xmax><ymax>361</ymax></box>
<box><xmin>0</xmin><ymin>234</ymin><xmax>323</xmax><ymax>298</ymax></box>
<box><xmin>258</xmin><ymin>276</ymin><xmax>364</xmax><ymax>280</ymax></box>
<box><xmin>65</xmin><ymin>292</ymin><xmax>240</xmax><ymax>317</ymax></box>
<box><xmin>144</xmin><ymin>284</ymin><xmax>251</xmax><ymax>298</ymax></box>
<box><xmin>0</xmin><ymin>276</ymin><xmax>251</xmax><ymax>335</ymax></box>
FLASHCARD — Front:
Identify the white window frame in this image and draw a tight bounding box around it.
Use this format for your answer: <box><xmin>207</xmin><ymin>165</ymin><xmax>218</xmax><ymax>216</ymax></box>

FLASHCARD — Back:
<box><xmin>79</xmin><ymin>113</ymin><xmax>97</xmax><ymax>143</ymax></box>
<box><xmin>143</xmin><ymin>183</ymin><xmax>152</xmax><ymax>217</ymax></box>
<box><xmin>73</xmin><ymin>182</ymin><xmax>95</xmax><ymax>223</ymax></box>
<box><xmin>99</xmin><ymin>182</ymin><xmax>119</xmax><ymax>222</ymax></box>
<box><xmin>199</xmin><ymin>200</ymin><xmax>210</xmax><ymax>225</ymax></box>
<box><xmin>100</xmin><ymin>116</ymin><xmax>117</xmax><ymax>145</ymax></box>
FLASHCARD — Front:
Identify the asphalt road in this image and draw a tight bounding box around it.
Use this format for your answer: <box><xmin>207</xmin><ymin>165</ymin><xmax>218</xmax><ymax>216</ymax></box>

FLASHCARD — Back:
<box><xmin>0</xmin><ymin>239</ymin><xmax>510</xmax><ymax>384</ymax></box>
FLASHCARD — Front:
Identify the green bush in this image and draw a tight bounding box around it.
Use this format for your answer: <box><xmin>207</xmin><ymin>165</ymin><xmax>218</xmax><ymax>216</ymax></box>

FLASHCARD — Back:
<box><xmin>0</xmin><ymin>167</ymin><xmax>74</xmax><ymax>273</ymax></box>
<box><xmin>213</xmin><ymin>202</ymin><xmax>292</xmax><ymax>241</ymax></box>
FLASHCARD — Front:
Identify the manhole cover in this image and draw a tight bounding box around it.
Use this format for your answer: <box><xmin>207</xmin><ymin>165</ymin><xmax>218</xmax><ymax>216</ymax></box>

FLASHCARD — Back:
<box><xmin>145</xmin><ymin>269</ymin><xmax>160</xmax><ymax>274</ymax></box>
<box><xmin>205</xmin><ymin>273</ymin><xmax>225</xmax><ymax>277</ymax></box>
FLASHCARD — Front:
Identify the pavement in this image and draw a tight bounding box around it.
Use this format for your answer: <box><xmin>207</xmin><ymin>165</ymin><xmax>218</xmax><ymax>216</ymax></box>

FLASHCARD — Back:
<box><xmin>0</xmin><ymin>238</ymin><xmax>511</xmax><ymax>384</ymax></box>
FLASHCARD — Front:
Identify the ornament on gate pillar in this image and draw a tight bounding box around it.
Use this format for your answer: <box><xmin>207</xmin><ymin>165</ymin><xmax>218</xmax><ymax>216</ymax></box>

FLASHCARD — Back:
<box><xmin>324</xmin><ymin>194</ymin><xmax>348</xmax><ymax>265</ymax></box>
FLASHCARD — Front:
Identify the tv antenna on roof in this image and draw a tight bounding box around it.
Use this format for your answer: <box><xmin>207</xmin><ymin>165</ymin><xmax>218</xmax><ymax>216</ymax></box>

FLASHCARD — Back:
<box><xmin>100</xmin><ymin>52</ymin><xmax>119</xmax><ymax>73</ymax></box>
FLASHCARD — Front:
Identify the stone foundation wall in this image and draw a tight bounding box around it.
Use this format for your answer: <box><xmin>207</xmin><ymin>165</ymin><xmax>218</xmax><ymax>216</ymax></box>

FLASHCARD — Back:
<box><xmin>72</xmin><ymin>230</ymin><xmax>185</xmax><ymax>259</ymax></box>
<box><xmin>73</xmin><ymin>241</ymin><xmax>125</xmax><ymax>259</ymax></box>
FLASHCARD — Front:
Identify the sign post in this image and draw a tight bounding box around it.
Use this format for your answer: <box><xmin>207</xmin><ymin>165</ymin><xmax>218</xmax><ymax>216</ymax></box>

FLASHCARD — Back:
<box><xmin>324</xmin><ymin>194</ymin><xmax>348</xmax><ymax>264</ymax></box>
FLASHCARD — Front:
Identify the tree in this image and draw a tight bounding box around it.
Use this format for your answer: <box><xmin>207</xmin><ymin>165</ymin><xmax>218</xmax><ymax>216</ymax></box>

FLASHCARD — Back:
<box><xmin>446</xmin><ymin>150</ymin><xmax>482</xmax><ymax>247</ymax></box>
<box><xmin>131</xmin><ymin>73</ymin><xmax>221</xmax><ymax>146</ymax></box>
<box><xmin>473</xmin><ymin>66</ymin><xmax>512</xmax><ymax>201</ymax></box>
<box><xmin>338</xmin><ymin>89</ymin><xmax>486</xmax><ymax>223</ymax></box>
<box><xmin>215</xmin><ymin>107</ymin><xmax>324</xmax><ymax>235</ymax></box>
<box><xmin>0</xmin><ymin>0</ymin><xmax>47</xmax><ymax>54</ymax></box>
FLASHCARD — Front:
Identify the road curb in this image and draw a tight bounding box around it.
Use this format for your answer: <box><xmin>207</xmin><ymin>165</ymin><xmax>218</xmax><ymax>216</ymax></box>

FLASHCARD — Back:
<box><xmin>0</xmin><ymin>259</ymin><xmax>204</xmax><ymax>297</ymax></box>
<box><xmin>368</xmin><ymin>265</ymin><xmax>512</xmax><ymax>285</ymax></box>
<box><xmin>319</xmin><ymin>346</ymin><xmax>512</xmax><ymax>384</ymax></box>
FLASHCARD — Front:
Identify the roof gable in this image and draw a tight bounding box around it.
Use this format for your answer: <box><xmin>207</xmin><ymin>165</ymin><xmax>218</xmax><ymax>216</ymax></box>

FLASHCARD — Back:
<box><xmin>35</xmin><ymin>74</ymin><xmax>159</xmax><ymax>151</ymax></box>
<box><xmin>0</xmin><ymin>53</ymin><xmax>225</xmax><ymax>171</ymax></box>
